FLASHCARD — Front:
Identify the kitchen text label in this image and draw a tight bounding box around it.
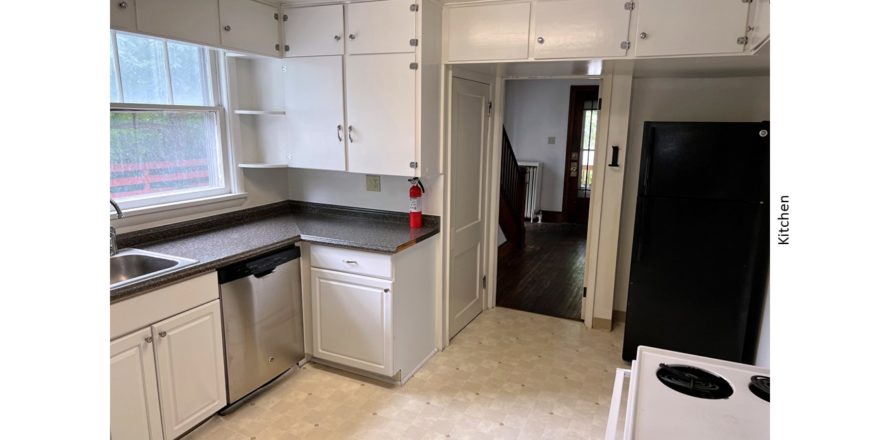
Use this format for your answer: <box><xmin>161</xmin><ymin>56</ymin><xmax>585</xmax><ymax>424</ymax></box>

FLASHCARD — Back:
<box><xmin>778</xmin><ymin>195</ymin><xmax>790</xmax><ymax>245</ymax></box>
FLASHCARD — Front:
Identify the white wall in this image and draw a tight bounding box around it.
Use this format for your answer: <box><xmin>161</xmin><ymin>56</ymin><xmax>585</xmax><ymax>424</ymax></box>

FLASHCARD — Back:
<box><xmin>614</xmin><ymin>75</ymin><xmax>770</xmax><ymax>312</ymax></box>
<box><xmin>288</xmin><ymin>169</ymin><xmax>443</xmax><ymax>216</ymax></box>
<box><xmin>503</xmin><ymin>79</ymin><xmax>600</xmax><ymax>212</ymax></box>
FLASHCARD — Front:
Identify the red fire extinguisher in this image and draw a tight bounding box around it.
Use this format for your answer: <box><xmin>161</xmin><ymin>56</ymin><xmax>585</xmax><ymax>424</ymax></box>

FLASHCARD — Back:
<box><xmin>408</xmin><ymin>177</ymin><xmax>426</xmax><ymax>228</ymax></box>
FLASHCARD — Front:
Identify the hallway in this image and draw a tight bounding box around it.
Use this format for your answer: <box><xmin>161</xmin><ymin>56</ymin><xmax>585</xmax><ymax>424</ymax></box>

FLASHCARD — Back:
<box><xmin>496</xmin><ymin>222</ymin><xmax>588</xmax><ymax>320</ymax></box>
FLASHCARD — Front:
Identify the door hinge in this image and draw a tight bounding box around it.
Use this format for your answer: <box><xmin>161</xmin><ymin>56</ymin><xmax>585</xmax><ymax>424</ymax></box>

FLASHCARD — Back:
<box><xmin>624</xmin><ymin>2</ymin><xmax>635</xmax><ymax>11</ymax></box>
<box><xmin>274</xmin><ymin>13</ymin><xmax>288</xmax><ymax>21</ymax></box>
<box><xmin>737</xmin><ymin>36</ymin><xmax>748</xmax><ymax>45</ymax></box>
<box><xmin>482</xmin><ymin>275</ymin><xmax>487</xmax><ymax>289</ymax></box>
<box><xmin>275</xmin><ymin>43</ymin><xmax>279</xmax><ymax>51</ymax></box>
<box><xmin>583</xmin><ymin>287</ymin><xmax>587</xmax><ymax>298</ymax></box>
<box><xmin>410</xmin><ymin>161</ymin><xmax>418</xmax><ymax>169</ymax></box>
<box><xmin>275</xmin><ymin>44</ymin><xmax>289</xmax><ymax>52</ymax></box>
<box><xmin>410</xmin><ymin>4</ymin><xmax>419</xmax><ymax>12</ymax></box>
<box><xmin>410</xmin><ymin>38</ymin><xmax>419</xmax><ymax>47</ymax></box>
<box><xmin>488</xmin><ymin>101</ymin><xmax>493</xmax><ymax>116</ymax></box>
<box><xmin>409</xmin><ymin>62</ymin><xmax>419</xmax><ymax>70</ymax></box>
<box><xmin>620</xmin><ymin>41</ymin><xmax>631</xmax><ymax>50</ymax></box>
<box><xmin>598</xmin><ymin>98</ymin><xmax>602</xmax><ymax>110</ymax></box>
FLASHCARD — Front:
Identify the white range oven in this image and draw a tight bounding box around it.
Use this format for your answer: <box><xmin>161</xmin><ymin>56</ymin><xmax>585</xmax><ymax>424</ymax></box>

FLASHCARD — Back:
<box><xmin>606</xmin><ymin>346</ymin><xmax>770</xmax><ymax>440</ymax></box>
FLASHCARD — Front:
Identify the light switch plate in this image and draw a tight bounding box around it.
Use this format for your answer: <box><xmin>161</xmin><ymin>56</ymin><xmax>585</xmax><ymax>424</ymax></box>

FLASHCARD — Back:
<box><xmin>548</xmin><ymin>136</ymin><xmax>556</xmax><ymax>145</ymax></box>
<box><xmin>366</xmin><ymin>175</ymin><xmax>381</xmax><ymax>192</ymax></box>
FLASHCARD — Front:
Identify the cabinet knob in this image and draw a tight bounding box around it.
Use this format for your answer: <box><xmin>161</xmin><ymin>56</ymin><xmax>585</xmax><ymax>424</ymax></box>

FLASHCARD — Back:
<box><xmin>383</xmin><ymin>289</ymin><xmax>390</xmax><ymax>293</ymax></box>
<box><xmin>536</xmin><ymin>36</ymin><xmax>545</xmax><ymax>44</ymax></box>
<box><xmin>334</xmin><ymin>35</ymin><xmax>341</xmax><ymax>41</ymax></box>
<box><xmin>639</xmin><ymin>32</ymin><xmax>648</xmax><ymax>40</ymax></box>
<box><xmin>348</xmin><ymin>34</ymin><xmax>356</xmax><ymax>40</ymax></box>
<box><xmin>144</xmin><ymin>336</ymin><xmax>153</xmax><ymax>344</ymax></box>
<box><xmin>224</xmin><ymin>25</ymin><xmax>232</xmax><ymax>32</ymax></box>
<box><xmin>118</xmin><ymin>1</ymin><xmax>127</xmax><ymax>8</ymax></box>
<box><xmin>343</xmin><ymin>259</ymin><xmax>358</xmax><ymax>264</ymax></box>
<box><xmin>158</xmin><ymin>331</ymin><xmax>167</xmax><ymax>338</ymax></box>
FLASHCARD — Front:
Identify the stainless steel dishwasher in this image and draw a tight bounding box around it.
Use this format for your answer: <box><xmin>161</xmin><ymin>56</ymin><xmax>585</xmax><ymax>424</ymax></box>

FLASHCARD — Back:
<box><xmin>218</xmin><ymin>246</ymin><xmax>304</xmax><ymax>410</ymax></box>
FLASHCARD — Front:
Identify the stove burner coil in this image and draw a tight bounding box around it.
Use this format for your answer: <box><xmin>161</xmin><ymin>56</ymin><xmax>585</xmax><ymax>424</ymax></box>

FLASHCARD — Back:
<box><xmin>749</xmin><ymin>375</ymin><xmax>770</xmax><ymax>402</ymax></box>
<box><xmin>655</xmin><ymin>363</ymin><xmax>734</xmax><ymax>399</ymax></box>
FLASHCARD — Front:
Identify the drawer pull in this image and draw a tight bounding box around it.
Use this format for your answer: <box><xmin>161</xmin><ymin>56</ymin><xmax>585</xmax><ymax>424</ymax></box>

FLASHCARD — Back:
<box><xmin>343</xmin><ymin>260</ymin><xmax>358</xmax><ymax>264</ymax></box>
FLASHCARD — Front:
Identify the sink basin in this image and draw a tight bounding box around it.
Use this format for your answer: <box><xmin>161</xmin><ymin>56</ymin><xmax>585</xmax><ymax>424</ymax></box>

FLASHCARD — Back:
<box><xmin>110</xmin><ymin>249</ymin><xmax>198</xmax><ymax>289</ymax></box>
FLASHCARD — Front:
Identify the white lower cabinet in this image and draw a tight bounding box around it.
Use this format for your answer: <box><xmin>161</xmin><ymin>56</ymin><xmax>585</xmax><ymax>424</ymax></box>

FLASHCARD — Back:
<box><xmin>110</xmin><ymin>328</ymin><xmax>163</xmax><ymax>440</ymax></box>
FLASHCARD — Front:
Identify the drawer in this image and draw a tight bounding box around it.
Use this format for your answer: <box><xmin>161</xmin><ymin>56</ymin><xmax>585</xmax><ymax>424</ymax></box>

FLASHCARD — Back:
<box><xmin>310</xmin><ymin>245</ymin><xmax>392</xmax><ymax>279</ymax></box>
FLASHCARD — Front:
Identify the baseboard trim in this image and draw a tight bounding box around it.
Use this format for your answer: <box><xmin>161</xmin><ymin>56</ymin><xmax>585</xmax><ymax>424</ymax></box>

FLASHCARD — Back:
<box><xmin>612</xmin><ymin>310</ymin><xmax>626</xmax><ymax>324</ymax></box>
<box><xmin>592</xmin><ymin>317</ymin><xmax>613</xmax><ymax>330</ymax></box>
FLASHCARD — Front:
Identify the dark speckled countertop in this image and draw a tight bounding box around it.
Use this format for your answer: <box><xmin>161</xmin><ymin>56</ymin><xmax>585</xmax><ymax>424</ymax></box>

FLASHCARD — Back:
<box><xmin>111</xmin><ymin>201</ymin><xmax>440</xmax><ymax>304</ymax></box>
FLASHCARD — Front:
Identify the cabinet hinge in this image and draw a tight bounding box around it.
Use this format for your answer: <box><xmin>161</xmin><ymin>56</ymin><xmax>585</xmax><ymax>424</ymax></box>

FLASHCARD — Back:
<box><xmin>275</xmin><ymin>43</ymin><xmax>280</xmax><ymax>51</ymax></box>
<box><xmin>620</xmin><ymin>41</ymin><xmax>631</xmax><ymax>50</ymax></box>
<box><xmin>409</xmin><ymin>62</ymin><xmax>419</xmax><ymax>70</ymax></box>
<box><xmin>741</xmin><ymin>0</ymin><xmax>753</xmax><ymax>3</ymax></box>
<box><xmin>410</xmin><ymin>4</ymin><xmax>419</xmax><ymax>12</ymax></box>
<box><xmin>583</xmin><ymin>287</ymin><xmax>587</xmax><ymax>298</ymax></box>
<box><xmin>410</xmin><ymin>161</ymin><xmax>418</xmax><ymax>169</ymax></box>
<box><xmin>737</xmin><ymin>36</ymin><xmax>748</xmax><ymax>45</ymax></box>
<box><xmin>624</xmin><ymin>2</ymin><xmax>635</xmax><ymax>11</ymax></box>
<box><xmin>274</xmin><ymin>13</ymin><xmax>288</xmax><ymax>21</ymax></box>
<box><xmin>482</xmin><ymin>275</ymin><xmax>487</xmax><ymax>289</ymax></box>
<box><xmin>410</xmin><ymin>38</ymin><xmax>419</xmax><ymax>47</ymax></box>
<box><xmin>285</xmin><ymin>44</ymin><xmax>290</xmax><ymax>52</ymax></box>
<box><xmin>275</xmin><ymin>44</ymin><xmax>289</xmax><ymax>52</ymax></box>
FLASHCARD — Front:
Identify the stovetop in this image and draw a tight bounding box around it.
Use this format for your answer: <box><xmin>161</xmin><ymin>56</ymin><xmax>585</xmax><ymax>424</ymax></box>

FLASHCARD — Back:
<box><xmin>629</xmin><ymin>347</ymin><xmax>769</xmax><ymax>440</ymax></box>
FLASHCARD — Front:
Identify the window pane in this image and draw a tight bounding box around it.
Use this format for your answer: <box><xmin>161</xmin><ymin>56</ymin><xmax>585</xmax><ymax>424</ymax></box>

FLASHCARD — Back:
<box><xmin>116</xmin><ymin>33</ymin><xmax>170</xmax><ymax>104</ymax></box>
<box><xmin>110</xmin><ymin>111</ymin><xmax>223</xmax><ymax>202</ymax></box>
<box><xmin>168</xmin><ymin>41</ymin><xmax>211</xmax><ymax>106</ymax></box>
<box><xmin>110</xmin><ymin>39</ymin><xmax>120</xmax><ymax>102</ymax></box>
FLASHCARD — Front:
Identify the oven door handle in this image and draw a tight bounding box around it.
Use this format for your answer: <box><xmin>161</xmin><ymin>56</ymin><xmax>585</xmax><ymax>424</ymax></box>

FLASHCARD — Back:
<box><xmin>605</xmin><ymin>368</ymin><xmax>632</xmax><ymax>440</ymax></box>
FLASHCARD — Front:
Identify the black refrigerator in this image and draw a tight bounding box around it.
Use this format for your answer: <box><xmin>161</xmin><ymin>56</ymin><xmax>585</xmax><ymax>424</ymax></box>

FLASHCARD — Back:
<box><xmin>622</xmin><ymin>121</ymin><xmax>769</xmax><ymax>363</ymax></box>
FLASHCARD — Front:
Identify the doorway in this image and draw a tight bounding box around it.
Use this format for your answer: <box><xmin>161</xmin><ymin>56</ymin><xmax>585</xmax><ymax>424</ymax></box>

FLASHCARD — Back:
<box><xmin>495</xmin><ymin>79</ymin><xmax>600</xmax><ymax>321</ymax></box>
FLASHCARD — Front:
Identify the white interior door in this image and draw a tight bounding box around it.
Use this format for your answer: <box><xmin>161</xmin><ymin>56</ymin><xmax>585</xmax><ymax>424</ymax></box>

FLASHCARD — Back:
<box><xmin>345</xmin><ymin>53</ymin><xmax>416</xmax><ymax>176</ymax></box>
<box><xmin>110</xmin><ymin>328</ymin><xmax>163</xmax><ymax>440</ymax></box>
<box><xmin>285</xmin><ymin>56</ymin><xmax>346</xmax><ymax>171</ymax></box>
<box><xmin>448</xmin><ymin>77</ymin><xmax>491</xmax><ymax>339</ymax></box>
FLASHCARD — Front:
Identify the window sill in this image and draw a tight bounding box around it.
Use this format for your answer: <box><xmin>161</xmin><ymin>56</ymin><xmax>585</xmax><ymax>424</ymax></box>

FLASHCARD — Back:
<box><xmin>111</xmin><ymin>192</ymin><xmax>249</xmax><ymax>221</ymax></box>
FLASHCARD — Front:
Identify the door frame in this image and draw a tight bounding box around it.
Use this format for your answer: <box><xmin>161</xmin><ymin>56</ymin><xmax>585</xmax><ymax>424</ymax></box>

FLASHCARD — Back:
<box><xmin>440</xmin><ymin>65</ymin><xmax>496</xmax><ymax>349</ymax></box>
<box><xmin>562</xmin><ymin>85</ymin><xmax>601</xmax><ymax>223</ymax></box>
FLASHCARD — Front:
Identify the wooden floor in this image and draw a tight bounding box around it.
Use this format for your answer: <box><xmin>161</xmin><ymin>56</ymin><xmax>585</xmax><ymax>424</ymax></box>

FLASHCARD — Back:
<box><xmin>496</xmin><ymin>222</ymin><xmax>588</xmax><ymax>321</ymax></box>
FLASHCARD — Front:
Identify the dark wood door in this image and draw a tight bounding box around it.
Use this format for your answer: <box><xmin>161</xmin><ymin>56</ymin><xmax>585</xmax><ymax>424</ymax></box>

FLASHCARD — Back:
<box><xmin>562</xmin><ymin>86</ymin><xmax>600</xmax><ymax>224</ymax></box>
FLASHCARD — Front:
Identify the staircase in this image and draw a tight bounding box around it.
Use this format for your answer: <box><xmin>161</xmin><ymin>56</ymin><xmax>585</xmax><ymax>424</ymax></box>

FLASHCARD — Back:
<box><xmin>499</xmin><ymin>128</ymin><xmax>526</xmax><ymax>253</ymax></box>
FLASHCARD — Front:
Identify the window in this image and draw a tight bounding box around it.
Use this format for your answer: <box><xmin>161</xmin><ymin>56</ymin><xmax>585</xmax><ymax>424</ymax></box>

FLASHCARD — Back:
<box><xmin>578</xmin><ymin>98</ymin><xmax>599</xmax><ymax>195</ymax></box>
<box><xmin>110</xmin><ymin>31</ymin><xmax>230</xmax><ymax>210</ymax></box>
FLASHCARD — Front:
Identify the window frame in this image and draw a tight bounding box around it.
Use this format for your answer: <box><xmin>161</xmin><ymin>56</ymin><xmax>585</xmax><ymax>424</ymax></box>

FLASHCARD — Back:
<box><xmin>109</xmin><ymin>31</ymin><xmax>237</xmax><ymax>214</ymax></box>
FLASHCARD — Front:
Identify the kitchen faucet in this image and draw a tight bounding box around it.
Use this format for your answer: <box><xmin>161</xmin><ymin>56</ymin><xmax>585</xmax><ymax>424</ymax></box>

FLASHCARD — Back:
<box><xmin>110</xmin><ymin>199</ymin><xmax>123</xmax><ymax>256</ymax></box>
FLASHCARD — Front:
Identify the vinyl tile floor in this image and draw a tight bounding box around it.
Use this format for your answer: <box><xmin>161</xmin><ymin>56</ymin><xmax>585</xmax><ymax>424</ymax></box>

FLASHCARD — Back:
<box><xmin>184</xmin><ymin>307</ymin><xmax>628</xmax><ymax>440</ymax></box>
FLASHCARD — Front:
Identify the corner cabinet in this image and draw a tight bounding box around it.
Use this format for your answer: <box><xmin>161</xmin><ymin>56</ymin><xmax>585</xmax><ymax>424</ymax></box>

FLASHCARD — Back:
<box><xmin>110</xmin><ymin>273</ymin><xmax>226</xmax><ymax>440</ymax></box>
<box><xmin>306</xmin><ymin>236</ymin><xmax>439</xmax><ymax>383</ymax></box>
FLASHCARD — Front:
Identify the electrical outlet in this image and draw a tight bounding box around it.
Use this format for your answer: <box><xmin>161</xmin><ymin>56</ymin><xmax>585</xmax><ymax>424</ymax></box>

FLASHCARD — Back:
<box><xmin>548</xmin><ymin>136</ymin><xmax>556</xmax><ymax>145</ymax></box>
<box><xmin>366</xmin><ymin>175</ymin><xmax>381</xmax><ymax>192</ymax></box>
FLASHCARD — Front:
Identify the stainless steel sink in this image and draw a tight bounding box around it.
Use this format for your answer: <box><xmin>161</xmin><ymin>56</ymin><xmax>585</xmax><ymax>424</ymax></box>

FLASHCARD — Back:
<box><xmin>110</xmin><ymin>249</ymin><xmax>197</xmax><ymax>289</ymax></box>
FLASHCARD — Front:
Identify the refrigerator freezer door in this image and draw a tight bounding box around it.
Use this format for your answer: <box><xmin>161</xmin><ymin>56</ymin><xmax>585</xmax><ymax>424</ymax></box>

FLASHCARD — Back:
<box><xmin>623</xmin><ymin>195</ymin><xmax>768</xmax><ymax>362</ymax></box>
<box><xmin>639</xmin><ymin>122</ymin><xmax>769</xmax><ymax>202</ymax></box>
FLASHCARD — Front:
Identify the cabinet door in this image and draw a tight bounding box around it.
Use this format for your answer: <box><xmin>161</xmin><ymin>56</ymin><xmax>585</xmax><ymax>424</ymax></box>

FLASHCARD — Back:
<box><xmin>445</xmin><ymin>2</ymin><xmax>531</xmax><ymax>62</ymax></box>
<box><xmin>345</xmin><ymin>53</ymin><xmax>416</xmax><ymax>176</ymax></box>
<box><xmin>110</xmin><ymin>0</ymin><xmax>137</xmax><ymax>32</ymax></box>
<box><xmin>747</xmin><ymin>0</ymin><xmax>770</xmax><ymax>51</ymax></box>
<box><xmin>311</xmin><ymin>268</ymin><xmax>393</xmax><ymax>376</ymax></box>
<box><xmin>153</xmin><ymin>300</ymin><xmax>226</xmax><ymax>440</ymax></box>
<box><xmin>532</xmin><ymin>0</ymin><xmax>632</xmax><ymax>59</ymax></box>
<box><xmin>136</xmin><ymin>0</ymin><xmax>221</xmax><ymax>46</ymax></box>
<box><xmin>110</xmin><ymin>328</ymin><xmax>163</xmax><ymax>440</ymax></box>
<box><xmin>285</xmin><ymin>4</ymin><xmax>344</xmax><ymax>57</ymax></box>
<box><xmin>346</xmin><ymin>0</ymin><xmax>416</xmax><ymax>55</ymax></box>
<box><xmin>284</xmin><ymin>56</ymin><xmax>346</xmax><ymax>171</ymax></box>
<box><xmin>634</xmin><ymin>0</ymin><xmax>750</xmax><ymax>57</ymax></box>
<box><xmin>220</xmin><ymin>0</ymin><xmax>279</xmax><ymax>57</ymax></box>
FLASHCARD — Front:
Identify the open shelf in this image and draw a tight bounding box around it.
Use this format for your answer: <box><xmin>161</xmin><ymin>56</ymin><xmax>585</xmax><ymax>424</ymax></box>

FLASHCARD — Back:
<box><xmin>234</xmin><ymin>109</ymin><xmax>286</xmax><ymax>116</ymax></box>
<box><xmin>238</xmin><ymin>163</ymin><xmax>288</xmax><ymax>169</ymax></box>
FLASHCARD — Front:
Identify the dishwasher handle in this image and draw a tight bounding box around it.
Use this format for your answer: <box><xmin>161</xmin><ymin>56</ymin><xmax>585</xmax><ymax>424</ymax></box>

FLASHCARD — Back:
<box><xmin>218</xmin><ymin>246</ymin><xmax>300</xmax><ymax>284</ymax></box>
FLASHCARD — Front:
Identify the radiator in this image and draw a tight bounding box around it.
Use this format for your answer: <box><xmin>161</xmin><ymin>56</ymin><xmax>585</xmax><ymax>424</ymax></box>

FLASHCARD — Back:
<box><xmin>519</xmin><ymin>161</ymin><xmax>542</xmax><ymax>222</ymax></box>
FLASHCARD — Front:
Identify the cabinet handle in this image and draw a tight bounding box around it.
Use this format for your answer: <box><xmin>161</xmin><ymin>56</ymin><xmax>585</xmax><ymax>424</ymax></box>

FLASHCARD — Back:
<box><xmin>334</xmin><ymin>35</ymin><xmax>341</xmax><ymax>41</ymax></box>
<box><xmin>144</xmin><ymin>336</ymin><xmax>153</xmax><ymax>344</ymax></box>
<box><xmin>224</xmin><ymin>25</ymin><xmax>232</xmax><ymax>32</ymax></box>
<box><xmin>343</xmin><ymin>260</ymin><xmax>358</xmax><ymax>264</ymax></box>
<box><xmin>158</xmin><ymin>331</ymin><xmax>167</xmax><ymax>338</ymax></box>
<box><xmin>536</xmin><ymin>36</ymin><xmax>545</xmax><ymax>44</ymax></box>
<box><xmin>337</xmin><ymin>124</ymin><xmax>343</xmax><ymax>142</ymax></box>
<box><xmin>118</xmin><ymin>1</ymin><xmax>128</xmax><ymax>8</ymax></box>
<box><xmin>639</xmin><ymin>32</ymin><xmax>648</xmax><ymax>40</ymax></box>
<box><xmin>348</xmin><ymin>125</ymin><xmax>354</xmax><ymax>143</ymax></box>
<box><xmin>383</xmin><ymin>288</ymin><xmax>390</xmax><ymax>293</ymax></box>
<box><xmin>348</xmin><ymin>34</ymin><xmax>356</xmax><ymax>40</ymax></box>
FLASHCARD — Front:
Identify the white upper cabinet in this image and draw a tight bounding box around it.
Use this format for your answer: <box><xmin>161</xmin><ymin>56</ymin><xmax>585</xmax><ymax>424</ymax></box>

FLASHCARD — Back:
<box><xmin>531</xmin><ymin>0</ymin><xmax>633</xmax><ymax>59</ymax></box>
<box><xmin>747</xmin><ymin>0</ymin><xmax>770</xmax><ymax>51</ymax></box>
<box><xmin>346</xmin><ymin>53</ymin><xmax>416</xmax><ymax>176</ymax></box>
<box><xmin>285</xmin><ymin>5</ymin><xmax>345</xmax><ymax>57</ymax></box>
<box><xmin>445</xmin><ymin>1</ymin><xmax>531</xmax><ymax>62</ymax></box>
<box><xmin>110</xmin><ymin>0</ymin><xmax>137</xmax><ymax>32</ymax></box>
<box><xmin>110</xmin><ymin>327</ymin><xmax>163</xmax><ymax>440</ymax></box>
<box><xmin>346</xmin><ymin>0</ymin><xmax>416</xmax><ymax>55</ymax></box>
<box><xmin>633</xmin><ymin>0</ymin><xmax>750</xmax><ymax>57</ymax></box>
<box><xmin>135</xmin><ymin>0</ymin><xmax>221</xmax><ymax>47</ymax></box>
<box><xmin>219</xmin><ymin>0</ymin><xmax>280</xmax><ymax>57</ymax></box>
<box><xmin>285</xmin><ymin>56</ymin><xmax>347</xmax><ymax>171</ymax></box>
